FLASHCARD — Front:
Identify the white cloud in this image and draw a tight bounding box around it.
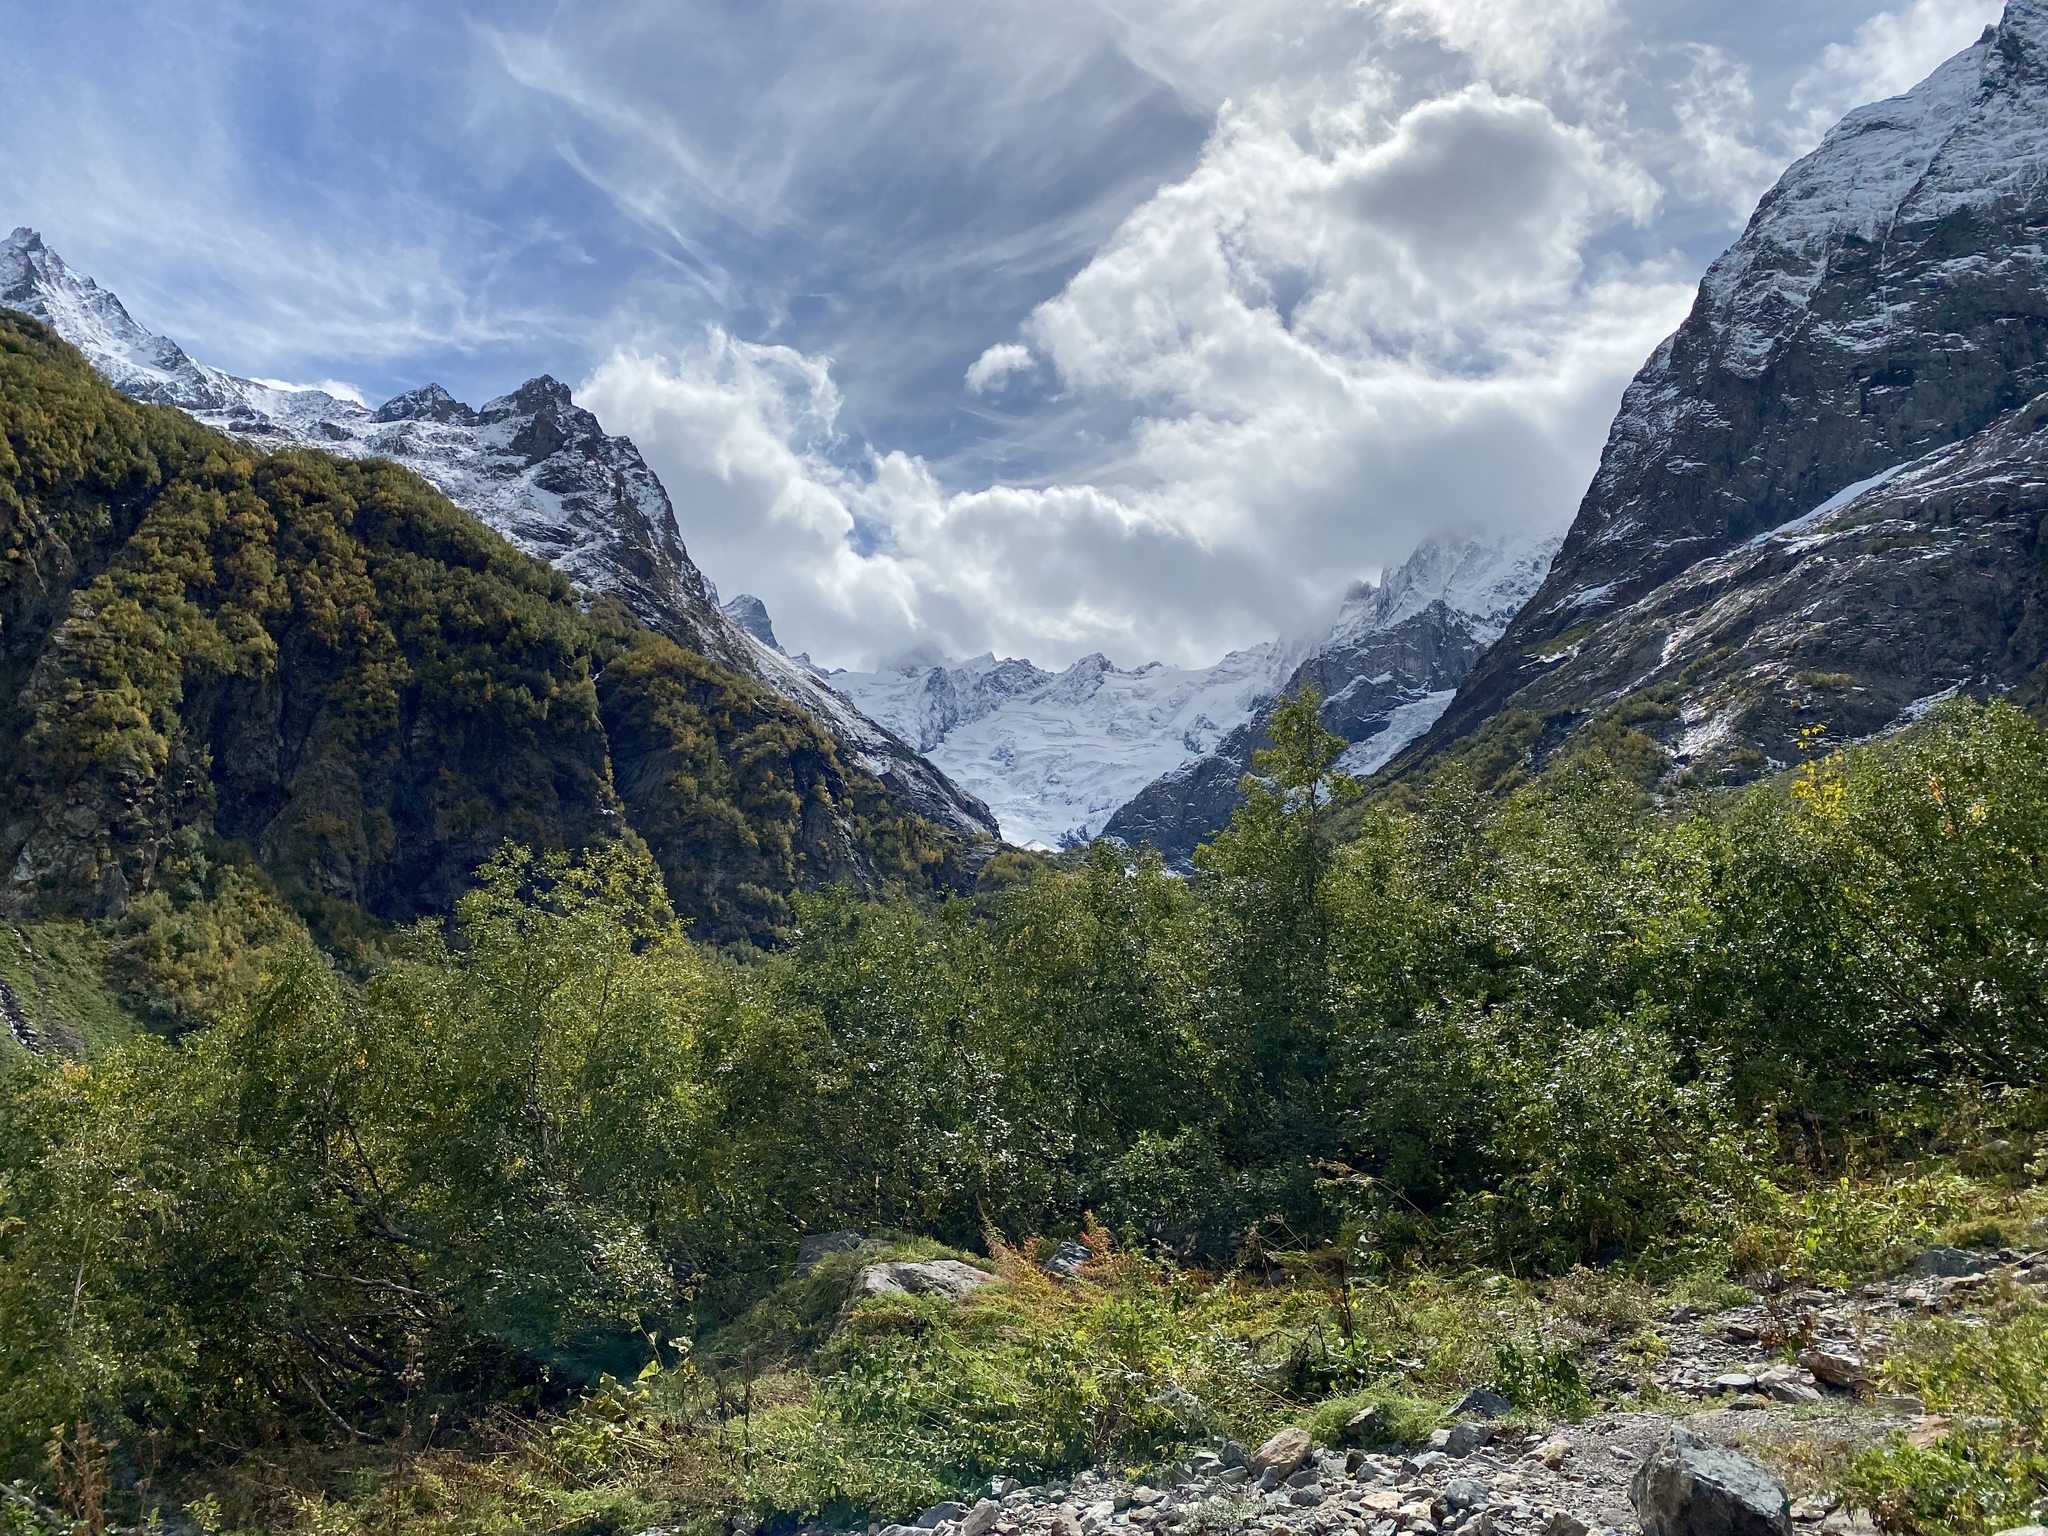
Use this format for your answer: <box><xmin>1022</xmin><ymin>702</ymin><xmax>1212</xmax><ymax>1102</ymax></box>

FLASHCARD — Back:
<box><xmin>587</xmin><ymin>75</ymin><xmax>1694</xmax><ymax>671</ymax></box>
<box><xmin>1787</xmin><ymin>0</ymin><xmax>2004</xmax><ymax>149</ymax></box>
<box><xmin>252</xmin><ymin>376</ymin><xmax>370</xmax><ymax>405</ymax></box>
<box><xmin>965</xmin><ymin>342</ymin><xmax>1036</xmax><ymax>393</ymax></box>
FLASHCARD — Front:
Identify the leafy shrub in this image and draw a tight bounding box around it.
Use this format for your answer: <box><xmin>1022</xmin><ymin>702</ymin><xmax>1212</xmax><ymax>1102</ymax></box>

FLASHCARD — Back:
<box><xmin>1839</xmin><ymin>1300</ymin><xmax>2048</xmax><ymax>1536</ymax></box>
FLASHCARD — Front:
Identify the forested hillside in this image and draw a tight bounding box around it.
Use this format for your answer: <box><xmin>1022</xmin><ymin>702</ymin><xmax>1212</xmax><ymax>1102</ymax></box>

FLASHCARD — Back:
<box><xmin>5</xmin><ymin>670</ymin><xmax>2047</xmax><ymax>1535</ymax></box>
<box><xmin>0</xmin><ymin>310</ymin><xmax>976</xmax><ymax>950</ymax></box>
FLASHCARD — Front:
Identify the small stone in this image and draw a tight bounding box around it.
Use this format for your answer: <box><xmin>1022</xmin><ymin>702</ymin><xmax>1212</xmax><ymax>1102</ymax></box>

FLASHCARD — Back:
<box><xmin>1534</xmin><ymin>1440</ymin><xmax>1573</xmax><ymax>1470</ymax></box>
<box><xmin>1766</xmin><ymin>1380</ymin><xmax>1823</xmax><ymax>1406</ymax></box>
<box><xmin>1365</xmin><ymin>1492</ymin><xmax>1407</xmax><ymax>1514</ymax></box>
<box><xmin>1447</xmin><ymin>1423</ymin><xmax>1495</xmax><ymax>1457</ymax></box>
<box><xmin>1547</xmin><ymin>1514</ymin><xmax>1589</xmax><ymax>1536</ymax></box>
<box><xmin>1254</xmin><ymin>1428</ymin><xmax>1315</xmax><ymax>1478</ymax></box>
<box><xmin>1871</xmin><ymin>1394</ymin><xmax>1925</xmax><ymax>1415</ymax></box>
<box><xmin>961</xmin><ymin>1500</ymin><xmax>1003</xmax><ymax>1536</ymax></box>
<box><xmin>1217</xmin><ymin>1468</ymin><xmax>1249</xmax><ymax>1486</ymax></box>
<box><xmin>1291</xmin><ymin>1489</ymin><xmax>1325</xmax><ymax>1508</ymax></box>
<box><xmin>1431</xmin><ymin>1429</ymin><xmax>1455</xmax><ymax>1451</ymax></box>
<box><xmin>1906</xmin><ymin>1418</ymin><xmax>1951</xmax><ymax>1450</ymax></box>
<box><xmin>1285</xmin><ymin>1471</ymin><xmax>1319</xmax><ymax>1490</ymax></box>
<box><xmin>1444</xmin><ymin>1480</ymin><xmax>1491</xmax><ymax>1512</ymax></box>
<box><xmin>1407</xmin><ymin>1452</ymin><xmax>1451</xmax><ymax>1476</ymax></box>
<box><xmin>920</xmin><ymin>1505</ymin><xmax>969</xmax><ymax>1529</ymax></box>
<box><xmin>1714</xmin><ymin>1374</ymin><xmax>1759</xmax><ymax>1392</ymax></box>
<box><xmin>1789</xmin><ymin>1498</ymin><xmax>1835</xmax><ymax>1523</ymax></box>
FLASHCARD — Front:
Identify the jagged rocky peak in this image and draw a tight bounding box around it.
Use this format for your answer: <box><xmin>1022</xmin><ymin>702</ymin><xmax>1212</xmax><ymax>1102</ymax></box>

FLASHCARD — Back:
<box><xmin>1406</xmin><ymin>0</ymin><xmax>2048</xmax><ymax>784</ymax></box>
<box><xmin>373</xmin><ymin>383</ymin><xmax>476</xmax><ymax>425</ymax></box>
<box><xmin>721</xmin><ymin>594</ymin><xmax>782</xmax><ymax>651</ymax></box>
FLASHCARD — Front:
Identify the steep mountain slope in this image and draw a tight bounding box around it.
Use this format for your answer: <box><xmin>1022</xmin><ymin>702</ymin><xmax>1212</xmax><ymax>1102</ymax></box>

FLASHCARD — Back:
<box><xmin>0</xmin><ymin>229</ymin><xmax>996</xmax><ymax>841</ymax></box>
<box><xmin>0</xmin><ymin>313</ymin><xmax>975</xmax><ymax>944</ymax></box>
<box><xmin>1402</xmin><ymin>3</ymin><xmax>2048</xmax><ymax>783</ymax></box>
<box><xmin>1106</xmin><ymin>536</ymin><xmax>1557</xmax><ymax>864</ymax></box>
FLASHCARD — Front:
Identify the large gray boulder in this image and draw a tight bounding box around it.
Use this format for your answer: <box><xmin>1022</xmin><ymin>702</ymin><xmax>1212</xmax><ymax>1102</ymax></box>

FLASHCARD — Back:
<box><xmin>1631</xmin><ymin>1427</ymin><xmax>1790</xmax><ymax>1536</ymax></box>
<box><xmin>857</xmin><ymin>1259</ymin><xmax>998</xmax><ymax>1302</ymax></box>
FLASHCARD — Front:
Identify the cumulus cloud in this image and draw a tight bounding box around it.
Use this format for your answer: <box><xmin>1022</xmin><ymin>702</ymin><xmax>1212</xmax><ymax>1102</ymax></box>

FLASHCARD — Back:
<box><xmin>965</xmin><ymin>342</ymin><xmax>1036</xmax><ymax>393</ymax></box>
<box><xmin>588</xmin><ymin>76</ymin><xmax>1694</xmax><ymax>670</ymax></box>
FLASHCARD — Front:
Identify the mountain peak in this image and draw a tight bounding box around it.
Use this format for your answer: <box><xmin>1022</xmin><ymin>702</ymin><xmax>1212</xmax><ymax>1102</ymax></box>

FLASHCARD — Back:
<box><xmin>480</xmin><ymin>375</ymin><xmax>576</xmax><ymax>423</ymax></box>
<box><xmin>721</xmin><ymin>593</ymin><xmax>782</xmax><ymax>652</ymax></box>
<box><xmin>373</xmin><ymin>383</ymin><xmax>476</xmax><ymax>425</ymax></box>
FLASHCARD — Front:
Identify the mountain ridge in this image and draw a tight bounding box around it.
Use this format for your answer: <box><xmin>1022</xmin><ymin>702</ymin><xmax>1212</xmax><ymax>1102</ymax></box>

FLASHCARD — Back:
<box><xmin>1398</xmin><ymin>0</ymin><xmax>2048</xmax><ymax>786</ymax></box>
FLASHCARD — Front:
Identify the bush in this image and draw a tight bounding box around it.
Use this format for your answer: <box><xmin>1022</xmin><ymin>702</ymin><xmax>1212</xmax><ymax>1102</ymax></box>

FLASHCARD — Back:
<box><xmin>1839</xmin><ymin>1299</ymin><xmax>2048</xmax><ymax>1536</ymax></box>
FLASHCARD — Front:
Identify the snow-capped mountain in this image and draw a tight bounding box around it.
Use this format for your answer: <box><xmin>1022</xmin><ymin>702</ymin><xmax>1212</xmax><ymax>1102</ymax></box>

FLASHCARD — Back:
<box><xmin>1</xmin><ymin>226</ymin><xmax>998</xmax><ymax>841</ymax></box>
<box><xmin>1104</xmin><ymin>533</ymin><xmax>1557</xmax><ymax>864</ymax></box>
<box><xmin>1408</xmin><ymin>0</ymin><xmax>2048</xmax><ymax>784</ymax></box>
<box><xmin>825</xmin><ymin>640</ymin><xmax>1304</xmax><ymax>848</ymax></box>
<box><xmin>815</xmin><ymin>532</ymin><xmax>1556</xmax><ymax>851</ymax></box>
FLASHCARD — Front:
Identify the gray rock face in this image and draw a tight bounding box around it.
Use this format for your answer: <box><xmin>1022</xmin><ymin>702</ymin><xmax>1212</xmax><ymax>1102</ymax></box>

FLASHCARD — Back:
<box><xmin>723</xmin><ymin>593</ymin><xmax>783</xmax><ymax>651</ymax></box>
<box><xmin>1630</xmin><ymin>1426</ymin><xmax>1790</xmax><ymax>1536</ymax></box>
<box><xmin>1406</xmin><ymin>3</ymin><xmax>2048</xmax><ymax>783</ymax></box>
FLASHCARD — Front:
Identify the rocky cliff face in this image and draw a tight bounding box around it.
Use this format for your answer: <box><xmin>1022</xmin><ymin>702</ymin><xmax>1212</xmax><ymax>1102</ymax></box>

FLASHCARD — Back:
<box><xmin>1106</xmin><ymin>537</ymin><xmax>1557</xmax><ymax>865</ymax></box>
<box><xmin>1407</xmin><ymin>3</ymin><xmax>2048</xmax><ymax>782</ymax></box>
<box><xmin>0</xmin><ymin>229</ymin><xmax>997</xmax><ymax>841</ymax></box>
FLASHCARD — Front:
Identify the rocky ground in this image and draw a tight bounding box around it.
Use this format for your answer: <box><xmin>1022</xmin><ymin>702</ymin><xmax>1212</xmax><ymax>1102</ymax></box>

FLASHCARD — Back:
<box><xmin>850</xmin><ymin>1246</ymin><xmax>2048</xmax><ymax>1536</ymax></box>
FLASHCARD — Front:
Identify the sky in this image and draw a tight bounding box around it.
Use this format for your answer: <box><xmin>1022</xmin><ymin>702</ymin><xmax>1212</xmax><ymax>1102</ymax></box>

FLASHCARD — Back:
<box><xmin>0</xmin><ymin>0</ymin><xmax>2006</xmax><ymax>670</ymax></box>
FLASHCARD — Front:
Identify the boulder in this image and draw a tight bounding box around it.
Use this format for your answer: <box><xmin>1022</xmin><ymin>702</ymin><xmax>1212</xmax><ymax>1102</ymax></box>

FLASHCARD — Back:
<box><xmin>1630</xmin><ymin>1426</ymin><xmax>1791</xmax><ymax>1536</ymax></box>
<box><xmin>1451</xmin><ymin>1388</ymin><xmax>1513</xmax><ymax>1419</ymax></box>
<box><xmin>1910</xmin><ymin>1247</ymin><xmax>1986</xmax><ymax>1278</ymax></box>
<box><xmin>1766</xmin><ymin>1379</ymin><xmax>1823</xmax><ymax>1406</ymax></box>
<box><xmin>1446</xmin><ymin>1421</ymin><xmax>1494</xmax><ymax>1457</ymax></box>
<box><xmin>1445</xmin><ymin>1479</ymin><xmax>1491</xmax><ymax>1512</ymax></box>
<box><xmin>959</xmin><ymin>1500</ymin><xmax>1001</xmax><ymax>1536</ymax></box>
<box><xmin>798</xmin><ymin>1230</ymin><xmax>864</xmax><ymax>1269</ymax></box>
<box><xmin>917</xmin><ymin>1504</ymin><xmax>968</xmax><ymax>1529</ymax></box>
<box><xmin>1797</xmin><ymin>1349</ymin><xmax>1871</xmax><ymax>1392</ymax></box>
<box><xmin>1251</xmin><ymin>1427</ymin><xmax>1314</xmax><ymax>1477</ymax></box>
<box><xmin>1044</xmin><ymin>1240</ymin><xmax>1093</xmax><ymax>1281</ymax></box>
<box><xmin>858</xmin><ymin>1260</ymin><xmax>998</xmax><ymax>1302</ymax></box>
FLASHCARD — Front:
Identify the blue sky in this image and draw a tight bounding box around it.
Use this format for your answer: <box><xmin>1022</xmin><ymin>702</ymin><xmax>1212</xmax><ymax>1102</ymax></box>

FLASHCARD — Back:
<box><xmin>0</xmin><ymin>0</ymin><xmax>2006</xmax><ymax>668</ymax></box>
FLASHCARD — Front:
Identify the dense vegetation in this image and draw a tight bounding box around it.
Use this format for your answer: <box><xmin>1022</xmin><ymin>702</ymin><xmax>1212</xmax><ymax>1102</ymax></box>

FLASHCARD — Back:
<box><xmin>5</xmin><ymin>680</ymin><xmax>2048</xmax><ymax>1535</ymax></box>
<box><xmin>0</xmin><ymin>310</ymin><xmax>969</xmax><ymax>949</ymax></box>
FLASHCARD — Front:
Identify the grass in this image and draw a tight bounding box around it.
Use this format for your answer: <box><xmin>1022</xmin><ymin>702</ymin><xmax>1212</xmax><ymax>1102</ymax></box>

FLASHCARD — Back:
<box><xmin>30</xmin><ymin>1151</ymin><xmax>2046</xmax><ymax>1536</ymax></box>
<box><xmin>0</xmin><ymin>920</ymin><xmax>140</xmax><ymax>1058</ymax></box>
